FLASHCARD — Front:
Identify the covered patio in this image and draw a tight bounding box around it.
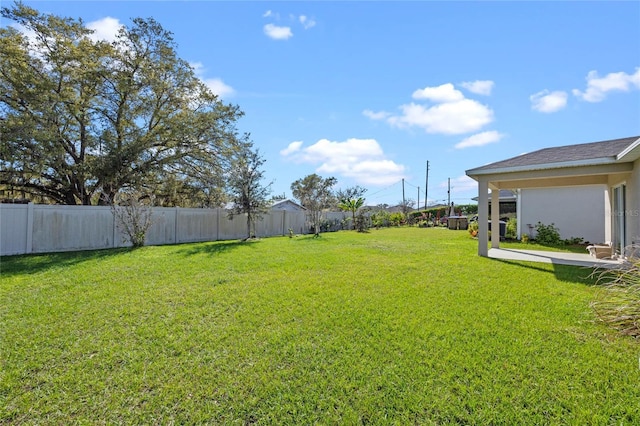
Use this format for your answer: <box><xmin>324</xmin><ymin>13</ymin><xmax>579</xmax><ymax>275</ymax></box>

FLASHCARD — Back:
<box><xmin>466</xmin><ymin>136</ymin><xmax>640</xmax><ymax>260</ymax></box>
<box><xmin>488</xmin><ymin>247</ymin><xmax>622</xmax><ymax>268</ymax></box>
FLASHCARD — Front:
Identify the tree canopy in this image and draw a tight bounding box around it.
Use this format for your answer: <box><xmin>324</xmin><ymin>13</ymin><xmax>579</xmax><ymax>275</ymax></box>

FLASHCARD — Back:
<box><xmin>0</xmin><ymin>4</ymin><xmax>245</xmax><ymax>205</ymax></box>
<box><xmin>291</xmin><ymin>174</ymin><xmax>337</xmax><ymax>236</ymax></box>
<box><xmin>336</xmin><ymin>185</ymin><xmax>367</xmax><ymax>230</ymax></box>
<box><xmin>227</xmin><ymin>147</ymin><xmax>272</xmax><ymax>240</ymax></box>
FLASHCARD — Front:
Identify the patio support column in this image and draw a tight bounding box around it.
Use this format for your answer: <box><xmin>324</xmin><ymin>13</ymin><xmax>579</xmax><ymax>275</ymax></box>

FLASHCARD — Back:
<box><xmin>604</xmin><ymin>186</ymin><xmax>612</xmax><ymax>244</ymax></box>
<box><xmin>477</xmin><ymin>178</ymin><xmax>489</xmax><ymax>256</ymax></box>
<box><xmin>516</xmin><ymin>189</ymin><xmax>522</xmax><ymax>239</ymax></box>
<box><xmin>491</xmin><ymin>188</ymin><xmax>500</xmax><ymax>248</ymax></box>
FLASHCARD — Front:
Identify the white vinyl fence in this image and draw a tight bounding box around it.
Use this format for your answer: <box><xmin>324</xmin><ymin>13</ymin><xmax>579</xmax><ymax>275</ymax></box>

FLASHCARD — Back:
<box><xmin>0</xmin><ymin>203</ymin><xmax>348</xmax><ymax>256</ymax></box>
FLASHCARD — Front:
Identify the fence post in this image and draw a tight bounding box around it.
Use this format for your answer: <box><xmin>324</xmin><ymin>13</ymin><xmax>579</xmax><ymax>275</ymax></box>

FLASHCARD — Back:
<box><xmin>25</xmin><ymin>202</ymin><xmax>34</xmax><ymax>254</ymax></box>
<box><xmin>216</xmin><ymin>208</ymin><xmax>220</xmax><ymax>241</ymax></box>
<box><xmin>174</xmin><ymin>206</ymin><xmax>179</xmax><ymax>244</ymax></box>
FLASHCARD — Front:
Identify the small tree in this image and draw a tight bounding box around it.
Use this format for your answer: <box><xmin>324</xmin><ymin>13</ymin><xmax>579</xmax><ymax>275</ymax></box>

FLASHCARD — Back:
<box><xmin>336</xmin><ymin>186</ymin><xmax>367</xmax><ymax>230</ymax></box>
<box><xmin>399</xmin><ymin>198</ymin><xmax>415</xmax><ymax>216</ymax></box>
<box><xmin>354</xmin><ymin>208</ymin><xmax>371</xmax><ymax>232</ymax></box>
<box><xmin>338</xmin><ymin>197</ymin><xmax>365</xmax><ymax>229</ymax></box>
<box><xmin>398</xmin><ymin>198</ymin><xmax>416</xmax><ymax>224</ymax></box>
<box><xmin>291</xmin><ymin>174</ymin><xmax>337</xmax><ymax>236</ymax></box>
<box><xmin>111</xmin><ymin>190</ymin><xmax>154</xmax><ymax>248</ymax></box>
<box><xmin>227</xmin><ymin>147</ymin><xmax>272</xmax><ymax>240</ymax></box>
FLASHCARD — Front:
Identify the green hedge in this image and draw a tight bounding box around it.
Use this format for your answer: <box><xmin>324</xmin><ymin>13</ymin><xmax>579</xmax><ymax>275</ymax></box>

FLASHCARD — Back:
<box><xmin>409</xmin><ymin>204</ymin><xmax>478</xmax><ymax>220</ymax></box>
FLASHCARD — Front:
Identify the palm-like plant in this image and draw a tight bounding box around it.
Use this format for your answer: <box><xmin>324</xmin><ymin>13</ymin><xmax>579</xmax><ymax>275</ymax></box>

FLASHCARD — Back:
<box><xmin>338</xmin><ymin>197</ymin><xmax>365</xmax><ymax>230</ymax></box>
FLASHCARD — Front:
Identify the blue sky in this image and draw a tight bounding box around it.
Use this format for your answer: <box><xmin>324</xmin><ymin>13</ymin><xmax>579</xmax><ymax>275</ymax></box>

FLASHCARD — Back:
<box><xmin>8</xmin><ymin>1</ymin><xmax>640</xmax><ymax>207</ymax></box>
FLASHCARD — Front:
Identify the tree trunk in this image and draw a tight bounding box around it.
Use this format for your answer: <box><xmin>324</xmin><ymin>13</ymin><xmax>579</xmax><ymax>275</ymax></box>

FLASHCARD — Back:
<box><xmin>247</xmin><ymin>214</ymin><xmax>251</xmax><ymax>239</ymax></box>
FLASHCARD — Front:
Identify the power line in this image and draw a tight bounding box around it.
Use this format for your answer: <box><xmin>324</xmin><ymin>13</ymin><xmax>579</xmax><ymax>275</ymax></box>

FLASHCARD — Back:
<box><xmin>366</xmin><ymin>180</ymin><xmax>402</xmax><ymax>198</ymax></box>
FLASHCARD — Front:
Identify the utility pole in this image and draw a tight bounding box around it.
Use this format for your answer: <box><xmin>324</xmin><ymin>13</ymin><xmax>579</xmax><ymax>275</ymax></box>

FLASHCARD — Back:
<box><xmin>417</xmin><ymin>187</ymin><xmax>420</xmax><ymax>211</ymax></box>
<box><xmin>447</xmin><ymin>177</ymin><xmax>451</xmax><ymax>207</ymax></box>
<box><xmin>425</xmin><ymin>161</ymin><xmax>429</xmax><ymax>209</ymax></box>
<box><xmin>402</xmin><ymin>178</ymin><xmax>405</xmax><ymax>208</ymax></box>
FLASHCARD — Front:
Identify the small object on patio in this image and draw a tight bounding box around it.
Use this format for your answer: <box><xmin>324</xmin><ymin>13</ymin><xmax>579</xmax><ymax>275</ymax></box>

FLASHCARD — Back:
<box><xmin>586</xmin><ymin>242</ymin><xmax>613</xmax><ymax>259</ymax></box>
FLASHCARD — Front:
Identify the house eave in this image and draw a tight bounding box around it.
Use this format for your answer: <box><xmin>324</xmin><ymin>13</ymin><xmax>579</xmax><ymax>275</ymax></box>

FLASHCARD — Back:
<box><xmin>616</xmin><ymin>138</ymin><xmax>640</xmax><ymax>161</ymax></box>
<box><xmin>466</xmin><ymin>156</ymin><xmax>619</xmax><ymax>179</ymax></box>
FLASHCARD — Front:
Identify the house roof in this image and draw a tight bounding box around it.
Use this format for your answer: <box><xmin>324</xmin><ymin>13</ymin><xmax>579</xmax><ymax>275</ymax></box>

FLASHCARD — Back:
<box><xmin>471</xmin><ymin>189</ymin><xmax>516</xmax><ymax>202</ymax></box>
<box><xmin>467</xmin><ymin>136</ymin><xmax>640</xmax><ymax>177</ymax></box>
<box><xmin>270</xmin><ymin>199</ymin><xmax>306</xmax><ymax>210</ymax></box>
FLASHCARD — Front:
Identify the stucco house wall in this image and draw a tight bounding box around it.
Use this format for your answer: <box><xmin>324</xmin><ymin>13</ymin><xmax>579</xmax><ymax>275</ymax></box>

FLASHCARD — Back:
<box><xmin>520</xmin><ymin>185</ymin><xmax>606</xmax><ymax>244</ymax></box>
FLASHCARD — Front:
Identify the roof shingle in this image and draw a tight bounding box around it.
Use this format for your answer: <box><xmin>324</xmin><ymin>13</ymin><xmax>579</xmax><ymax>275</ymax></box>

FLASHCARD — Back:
<box><xmin>468</xmin><ymin>136</ymin><xmax>640</xmax><ymax>173</ymax></box>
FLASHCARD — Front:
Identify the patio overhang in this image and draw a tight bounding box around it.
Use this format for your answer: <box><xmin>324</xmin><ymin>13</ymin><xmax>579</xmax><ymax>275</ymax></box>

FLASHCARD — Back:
<box><xmin>471</xmin><ymin>162</ymin><xmax>633</xmax><ymax>191</ymax></box>
<box><xmin>465</xmin><ymin>136</ymin><xmax>639</xmax><ymax>258</ymax></box>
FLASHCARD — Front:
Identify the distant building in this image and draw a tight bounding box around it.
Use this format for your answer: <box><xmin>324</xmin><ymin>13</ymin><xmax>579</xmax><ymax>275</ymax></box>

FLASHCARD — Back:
<box><xmin>270</xmin><ymin>199</ymin><xmax>306</xmax><ymax>212</ymax></box>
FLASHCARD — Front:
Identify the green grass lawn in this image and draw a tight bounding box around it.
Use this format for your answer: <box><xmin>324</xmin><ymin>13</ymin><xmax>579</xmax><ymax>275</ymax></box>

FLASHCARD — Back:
<box><xmin>1</xmin><ymin>227</ymin><xmax>638</xmax><ymax>424</ymax></box>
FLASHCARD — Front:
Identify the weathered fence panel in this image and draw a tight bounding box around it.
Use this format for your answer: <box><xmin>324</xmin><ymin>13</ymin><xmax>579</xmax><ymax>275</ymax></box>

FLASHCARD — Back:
<box><xmin>175</xmin><ymin>208</ymin><xmax>219</xmax><ymax>243</ymax></box>
<box><xmin>0</xmin><ymin>204</ymin><xmax>30</xmax><ymax>255</ymax></box>
<box><xmin>31</xmin><ymin>205</ymin><xmax>117</xmax><ymax>254</ymax></box>
<box><xmin>286</xmin><ymin>210</ymin><xmax>308</xmax><ymax>235</ymax></box>
<box><xmin>144</xmin><ymin>208</ymin><xmax>177</xmax><ymax>247</ymax></box>
<box><xmin>217</xmin><ymin>212</ymin><xmax>249</xmax><ymax>241</ymax></box>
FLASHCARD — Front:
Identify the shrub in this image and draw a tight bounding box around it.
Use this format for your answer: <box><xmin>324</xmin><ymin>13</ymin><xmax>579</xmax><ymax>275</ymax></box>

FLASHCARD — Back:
<box><xmin>563</xmin><ymin>236</ymin><xmax>585</xmax><ymax>245</ymax></box>
<box><xmin>468</xmin><ymin>220</ymin><xmax>478</xmax><ymax>237</ymax></box>
<box><xmin>111</xmin><ymin>191</ymin><xmax>154</xmax><ymax>248</ymax></box>
<box><xmin>591</xmin><ymin>255</ymin><xmax>640</xmax><ymax>338</ymax></box>
<box><xmin>389</xmin><ymin>212</ymin><xmax>405</xmax><ymax>226</ymax></box>
<box><xmin>354</xmin><ymin>211</ymin><xmax>370</xmax><ymax>233</ymax></box>
<box><xmin>534</xmin><ymin>222</ymin><xmax>561</xmax><ymax>246</ymax></box>
<box><xmin>371</xmin><ymin>210</ymin><xmax>390</xmax><ymax>228</ymax></box>
<box><xmin>506</xmin><ymin>218</ymin><xmax>517</xmax><ymax>240</ymax></box>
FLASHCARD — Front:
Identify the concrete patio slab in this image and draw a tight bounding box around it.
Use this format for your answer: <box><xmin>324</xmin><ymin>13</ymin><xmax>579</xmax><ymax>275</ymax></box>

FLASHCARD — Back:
<box><xmin>488</xmin><ymin>248</ymin><xmax>622</xmax><ymax>268</ymax></box>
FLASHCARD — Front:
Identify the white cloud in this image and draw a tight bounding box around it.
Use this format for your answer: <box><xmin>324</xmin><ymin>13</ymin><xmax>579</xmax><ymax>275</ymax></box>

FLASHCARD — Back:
<box><xmin>190</xmin><ymin>62</ymin><xmax>234</xmax><ymax>98</ymax></box>
<box><xmin>530</xmin><ymin>90</ymin><xmax>568</xmax><ymax>113</ymax></box>
<box><xmin>366</xmin><ymin>82</ymin><xmax>495</xmax><ymax>135</ymax></box>
<box><xmin>454</xmin><ymin>131</ymin><xmax>503</xmax><ymax>149</ymax></box>
<box><xmin>280</xmin><ymin>141</ymin><xmax>303</xmax><ymax>156</ymax></box>
<box><xmin>362</xmin><ymin>109</ymin><xmax>391</xmax><ymax>120</ymax></box>
<box><xmin>263</xmin><ymin>10</ymin><xmax>274</xmax><ymax>18</ymax></box>
<box><xmin>264</xmin><ymin>23</ymin><xmax>293</xmax><ymax>40</ymax></box>
<box><xmin>11</xmin><ymin>23</ymin><xmax>39</xmax><ymax>50</ymax></box>
<box><xmin>573</xmin><ymin>68</ymin><xmax>640</xmax><ymax>102</ymax></box>
<box><xmin>387</xmin><ymin>99</ymin><xmax>494</xmax><ymax>134</ymax></box>
<box><xmin>281</xmin><ymin>138</ymin><xmax>406</xmax><ymax>186</ymax></box>
<box><xmin>86</xmin><ymin>17</ymin><xmax>122</xmax><ymax>43</ymax></box>
<box><xmin>461</xmin><ymin>80</ymin><xmax>494</xmax><ymax>96</ymax></box>
<box><xmin>412</xmin><ymin>83</ymin><xmax>464</xmax><ymax>103</ymax></box>
<box><xmin>202</xmin><ymin>78</ymin><xmax>235</xmax><ymax>97</ymax></box>
<box><xmin>299</xmin><ymin>15</ymin><xmax>316</xmax><ymax>29</ymax></box>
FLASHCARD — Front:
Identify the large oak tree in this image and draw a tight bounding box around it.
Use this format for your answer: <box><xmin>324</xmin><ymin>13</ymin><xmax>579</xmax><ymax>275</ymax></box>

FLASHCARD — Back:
<box><xmin>0</xmin><ymin>4</ymin><xmax>244</xmax><ymax>205</ymax></box>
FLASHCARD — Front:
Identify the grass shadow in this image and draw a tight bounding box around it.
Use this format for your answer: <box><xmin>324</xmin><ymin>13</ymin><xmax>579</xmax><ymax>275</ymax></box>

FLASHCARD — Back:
<box><xmin>0</xmin><ymin>247</ymin><xmax>134</xmax><ymax>277</ymax></box>
<box><xmin>490</xmin><ymin>257</ymin><xmax>598</xmax><ymax>285</ymax></box>
<box><xmin>176</xmin><ymin>238</ymin><xmax>257</xmax><ymax>257</ymax></box>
